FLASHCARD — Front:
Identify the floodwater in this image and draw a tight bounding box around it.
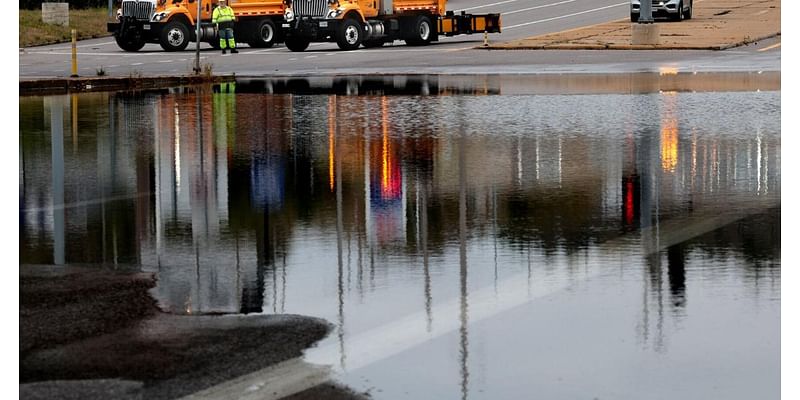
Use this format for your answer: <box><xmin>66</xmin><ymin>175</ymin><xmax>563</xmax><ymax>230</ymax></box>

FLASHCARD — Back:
<box><xmin>19</xmin><ymin>75</ymin><xmax>780</xmax><ymax>400</ymax></box>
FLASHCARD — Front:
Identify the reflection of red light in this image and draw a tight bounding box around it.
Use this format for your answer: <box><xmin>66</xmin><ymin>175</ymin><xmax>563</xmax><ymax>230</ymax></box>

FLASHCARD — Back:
<box><xmin>380</xmin><ymin>97</ymin><xmax>401</xmax><ymax>200</ymax></box>
<box><xmin>625</xmin><ymin>180</ymin><xmax>634</xmax><ymax>225</ymax></box>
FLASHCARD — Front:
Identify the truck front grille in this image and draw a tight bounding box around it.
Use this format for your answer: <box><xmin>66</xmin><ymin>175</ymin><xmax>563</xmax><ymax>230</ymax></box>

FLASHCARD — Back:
<box><xmin>293</xmin><ymin>0</ymin><xmax>328</xmax><ymax>18</ymax></box>
<box><xmin>122</xmin><ymin>1</ymin><xmax>155</xmax><ymax>20</ymax></box>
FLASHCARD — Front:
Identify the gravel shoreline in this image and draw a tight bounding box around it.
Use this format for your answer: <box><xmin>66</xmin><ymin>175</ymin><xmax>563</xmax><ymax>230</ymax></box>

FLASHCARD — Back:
<box><xmin>20</xmin><ymin>265</ymin><xmax>367</xmax><ymax>400</ymax></box>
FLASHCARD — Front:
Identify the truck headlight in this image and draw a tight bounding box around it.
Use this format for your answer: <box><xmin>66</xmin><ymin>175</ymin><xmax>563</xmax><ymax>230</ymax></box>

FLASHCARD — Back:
<box><xmin>326</xmin><ymin>8</ymin><xmax>343</xmax><ymax>19</ymax></box>
<box><xmin>152</xmin><ymin>11</ymin><xmax>171</xmax><ymax>22</ymax></box>
<box><xmin>284</xmin><ymin>9</ymin><xmax>295</xmax><ymax>22</ymax></box>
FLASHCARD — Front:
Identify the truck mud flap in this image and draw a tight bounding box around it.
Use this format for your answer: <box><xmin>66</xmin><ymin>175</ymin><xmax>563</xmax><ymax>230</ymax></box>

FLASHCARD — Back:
<box><xmin>438</xmin><ymin>12</ymin><xmax>501</xmax><ymax>36</ymax></box>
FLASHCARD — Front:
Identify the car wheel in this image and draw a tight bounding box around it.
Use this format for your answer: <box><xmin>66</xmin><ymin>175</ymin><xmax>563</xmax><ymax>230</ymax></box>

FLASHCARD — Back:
<box><xmin>160</xmin><ymin>21</ymin><xmax>190</xmax><ymax>51</ymax></box>
<box><xmin>630</xmin><ymin>12</ymin><xmax>638</xmax><ymax>22</ymax></box>
<box><xmin>685</xmin><ymin>0</ymin><xmax>693</xmax><ymax>19</ymax></box>
<box><xmin>673</xmin><ymin>1</ymin><xmax>684</xmax><ymax>21</ymax></box>
<box><xmin>336</xmin><ymin>18</ymin><xmax>363</xmax><ymax>51</ymax></box>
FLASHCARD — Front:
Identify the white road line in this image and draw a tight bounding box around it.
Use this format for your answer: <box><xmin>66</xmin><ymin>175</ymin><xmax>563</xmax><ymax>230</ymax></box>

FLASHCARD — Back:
<box><xmin>158</xmin><ymin>60</ymin><xmax>174</xmax><ymax>63</ymax></box>
<box><xmin>40</xmin><ymin>40</ymin><xmax>116</xmax><ymax>50</ymax></box>
<box><xmin>758</xmin><ymin>43</ymin><xmax>781</xmax><ymax>52</ymax></box>
<box><xmin>131</xmin><ymin>62</ymin><xmax>143</xmax><ymax>66</ymax></box>
<box><xmin>504</xmin><ymin>0</ymin><xmax>580</xmax><ymax>15</ymax></box>
<box><xmin>460</xmin><ymin>0</ymin><xmax>525</xmax><ymax>12</ymax></box>
<box><xmin>305</xmin><ymin>55</ymin><xmax>318</xmax><ymax>59</ymax></box>
<box><xmin>505</xmin><ymin>2</ymin><xmax>628</xmax><ymax>30</ymax></box>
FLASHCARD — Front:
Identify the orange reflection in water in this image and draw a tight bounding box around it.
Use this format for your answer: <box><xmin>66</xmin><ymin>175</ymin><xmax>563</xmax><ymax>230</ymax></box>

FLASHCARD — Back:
<box><xmin>661</xmin><ymin>92</ymin><xmax>679</xmax><ymax>172</ymax></box>
<box><xmin>329</xmin><ymin>96</ymin><xmax>336</xmax><ymax>192</ymax></box>
<box><xmin>381</xmin><ymin>97</ymin><xmax>401</xmax><ymax>199</ymax></box>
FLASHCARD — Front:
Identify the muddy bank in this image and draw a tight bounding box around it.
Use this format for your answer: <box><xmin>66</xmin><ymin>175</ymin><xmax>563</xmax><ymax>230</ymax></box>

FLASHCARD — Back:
<box><xmin>20</xmin><ymin>265</ymin><xmax>367</xmax><ymax>400</ymax></box>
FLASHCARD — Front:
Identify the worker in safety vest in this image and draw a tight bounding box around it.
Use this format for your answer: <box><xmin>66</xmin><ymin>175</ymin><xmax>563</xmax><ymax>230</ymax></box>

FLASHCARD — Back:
<box><xmin>213</xmin><ymin>0</ymin><xmax>238</xmax><ymax>54</ymax></box>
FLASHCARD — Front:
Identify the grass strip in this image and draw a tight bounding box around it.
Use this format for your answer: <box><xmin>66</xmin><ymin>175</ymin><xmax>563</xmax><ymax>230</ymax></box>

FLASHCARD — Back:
<box><xmin>20</xmin><ymin>7</ymin><xmax>113</xmax><ymax>48</ymax></box>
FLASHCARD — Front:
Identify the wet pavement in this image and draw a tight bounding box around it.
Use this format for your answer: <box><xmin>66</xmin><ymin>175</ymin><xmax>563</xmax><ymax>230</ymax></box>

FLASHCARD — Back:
<box><xmin>19</xmin><ymin>74</ymin><xmax>780</xmax><ymax>399</ymax></box>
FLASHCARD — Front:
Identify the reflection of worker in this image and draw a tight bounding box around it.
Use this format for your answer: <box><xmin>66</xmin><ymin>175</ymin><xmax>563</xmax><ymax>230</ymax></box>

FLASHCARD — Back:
<box><xmin>213</xmin><ymin>0</ymin><xmax>238</xmax><ymax>54</ymax></box>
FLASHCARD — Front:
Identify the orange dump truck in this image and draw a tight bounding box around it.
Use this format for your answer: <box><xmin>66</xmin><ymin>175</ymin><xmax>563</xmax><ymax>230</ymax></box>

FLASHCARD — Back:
<box><xmin>108</xmin><ymin>0</ymin><xmax>285</xmax><ymax>51</ymax></box>
<box><xmin>280</xmin><ymin>0</ymin><xmax>501</xmax><ymax>51</ymax></box>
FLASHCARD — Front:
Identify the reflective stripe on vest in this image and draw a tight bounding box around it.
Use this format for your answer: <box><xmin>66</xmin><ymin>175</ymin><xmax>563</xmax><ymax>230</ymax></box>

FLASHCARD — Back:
<box><xmin>212</xmin><ymin>6</ymin><xmax>235</xmax><ymax>24</ymax></box>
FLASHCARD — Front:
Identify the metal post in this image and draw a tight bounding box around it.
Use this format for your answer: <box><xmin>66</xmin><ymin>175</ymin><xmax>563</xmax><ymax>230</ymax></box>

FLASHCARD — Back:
<box><xmin>70</xmin><ymin>29</ymin><xmax>78</xmax><ymax>77</ymax></box>
<box><xmin>108</xmin><ymin>0</ymin><xmax>113</xmax><ymax>18</ymax></box>
<box><xmin>195</xmin><ymin>0</ymin><xmax>202</xmax><ymax>73</ymax></box>
<box><xmin>639</xmin><ymin>0</ymin><xmax>654</xmax><ymax>23</ymax></box>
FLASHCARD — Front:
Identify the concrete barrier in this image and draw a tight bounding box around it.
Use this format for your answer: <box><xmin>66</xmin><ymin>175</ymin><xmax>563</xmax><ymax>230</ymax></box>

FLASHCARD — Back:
<box><xmin>42</xmin><ymin>3</ymin><xmax>69</xmax><ymax>27</ymax></box>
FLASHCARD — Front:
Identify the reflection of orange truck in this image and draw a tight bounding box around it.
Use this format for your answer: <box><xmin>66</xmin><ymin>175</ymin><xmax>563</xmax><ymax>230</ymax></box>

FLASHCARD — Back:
<box><xmin>281</xmin><ymin>0</ymin><xmax>501</xmax><ymax>51</ymax></box>
<box><xmin>108</xmin><ymin>0</ymin><xmax>285</xmax><ymax>51</ymax></box>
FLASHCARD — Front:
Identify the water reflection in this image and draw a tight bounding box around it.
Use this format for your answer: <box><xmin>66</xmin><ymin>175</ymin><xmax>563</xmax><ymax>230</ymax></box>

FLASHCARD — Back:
<box><xmin>19</xmin><ymin>82</ymin><xmax>780</xmax><ymax>399</ymax></box>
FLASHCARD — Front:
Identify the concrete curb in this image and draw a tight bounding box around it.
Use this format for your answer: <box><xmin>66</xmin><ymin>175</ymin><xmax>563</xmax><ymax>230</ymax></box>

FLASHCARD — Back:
<box><xmin>20</xmin><ymin>74</ymin><xmax>236</xmax><ymax>96</ymax></box>
<box><xmin>480</xmin><ymin>32</ymin><xmax>780</xmax><ymax>51</ymax></box>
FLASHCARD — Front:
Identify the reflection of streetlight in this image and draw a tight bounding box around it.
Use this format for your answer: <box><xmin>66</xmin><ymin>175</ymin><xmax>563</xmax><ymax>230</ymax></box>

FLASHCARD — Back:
<box><xmin>329</xmin><ymin>96</ymin><xmax>336</xmax><ymax>192</ymax></box>
<box><xmin>659</xmin><ymin>67</ymin><xmax>678</xmax><ymax>76</ymax></box>
<box><xmin>660</xmin><ymin>92</ymin><xmax>679</xmax><ymax>172</ymax></box>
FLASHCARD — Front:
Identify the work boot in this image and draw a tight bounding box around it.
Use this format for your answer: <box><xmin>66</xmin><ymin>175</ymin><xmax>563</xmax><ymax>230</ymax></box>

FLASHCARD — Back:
<box><xmin>231</xmin><ymin>48</ymin><xmax>239</xmax><ymax>54</ymax></box>
<box><xmin>222</xmin><ymin>49</ymin><xmax>227</xmax><ymax>55</ymax></box>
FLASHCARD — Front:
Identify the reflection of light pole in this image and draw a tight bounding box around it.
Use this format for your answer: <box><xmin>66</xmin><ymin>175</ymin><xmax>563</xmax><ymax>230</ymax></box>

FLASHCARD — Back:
<box><xmin>458</xmin><ymin>131</ymin><xmax>469</xmax><ymax>400</ymax></box>
<box><xmin>50</xmin><ymin>97</ymin><xmax>66</xmax><ymax>265</ymax></box>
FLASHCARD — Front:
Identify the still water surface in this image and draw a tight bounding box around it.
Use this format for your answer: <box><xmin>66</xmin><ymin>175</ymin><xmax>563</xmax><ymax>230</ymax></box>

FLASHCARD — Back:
<box><xmin>19</xmin><ymin>77</ymin><xmax>780</xmax><ymax>399</ymax></box>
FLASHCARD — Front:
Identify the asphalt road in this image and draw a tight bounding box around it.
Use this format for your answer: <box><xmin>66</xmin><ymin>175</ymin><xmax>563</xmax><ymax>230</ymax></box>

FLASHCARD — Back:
<box><xmin>19</xmin><ymin>0</ymin><xmax>781</xmax><ymax>79</ymax></box>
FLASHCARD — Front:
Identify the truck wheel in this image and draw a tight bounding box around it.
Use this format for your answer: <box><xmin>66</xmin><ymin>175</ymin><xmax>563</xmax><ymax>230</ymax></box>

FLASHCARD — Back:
<box><xmin>160</xmin><ymin>21</ymin><xmax>190</xmax><ymax>51</ymax></box>
<box><xmin>115</xmin><ymin>32</ymin><xmax>146</xmax><ymax>52</ymax></box>
<box><xmin>405</xmin><ymin>15</ymin><xmax>433</xmax><ymax>46</ymax></box>
<box><xmin>336</xmin><ymin>18</ymin><xmax>363</xmax><ymax>51</ymax></box>
<box><xmin>249</xmin><ymin>19</ymin><xmax>277</xmax><ymax>48</ymax></box>
<box><xmin>285</xmin><ymin>36</ymin><xmax>310</xmax><ymax>52</ymax></box>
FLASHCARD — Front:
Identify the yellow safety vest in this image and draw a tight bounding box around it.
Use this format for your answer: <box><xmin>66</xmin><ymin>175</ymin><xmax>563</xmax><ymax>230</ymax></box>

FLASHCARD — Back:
<box><xmin>212</xmin><ymin>6</ymin><xmax>235</xmax><ymax>24</ymax></box>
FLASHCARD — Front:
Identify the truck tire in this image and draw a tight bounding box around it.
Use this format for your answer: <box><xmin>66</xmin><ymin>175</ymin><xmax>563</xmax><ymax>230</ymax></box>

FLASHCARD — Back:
<box><xmin>160</xmin><ymin>21</ymin><xmax>190</xmax><ymax>52</ymax></box>
<box><xmin>405</xmin><ymin>15</ymin><xmax>433</xmax><ymax>46</ymax></box>
<box><xmin>285</xmin><ymin>36</ymin><xmax>310</xmax><ymax>52</ymax></box>
<box><xmin>336</xmin><ymin>18</ymin><xmax>363</xmax><ymax>51</ymax></box>
<box><xmin>249</xmin><ymin>19</ymin><xmax>278</xmax><ymax>48</ymax></box>
<box><xmin>115</xmin><ymin>32</ymin><xmax>146</xmax><ymax>52</ymax></box>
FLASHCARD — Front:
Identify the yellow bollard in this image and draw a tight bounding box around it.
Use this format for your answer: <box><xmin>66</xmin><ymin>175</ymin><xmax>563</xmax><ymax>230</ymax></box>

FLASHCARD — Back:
<box><xmin>483</xmin><ymin>31</ymin><xmax>489</xmax><ymax>47</ymax></box>
<box><xmin>70</xmin><ymin>29</ymin><xmax>78</xmax><ymax>77</ymax></box>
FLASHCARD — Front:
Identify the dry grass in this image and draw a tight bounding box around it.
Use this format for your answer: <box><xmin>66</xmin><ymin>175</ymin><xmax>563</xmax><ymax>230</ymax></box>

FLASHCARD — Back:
<box><xmin>20</xmin><ymin>8</ymin><xmax>114</xmax><ymax>48</ymax></box>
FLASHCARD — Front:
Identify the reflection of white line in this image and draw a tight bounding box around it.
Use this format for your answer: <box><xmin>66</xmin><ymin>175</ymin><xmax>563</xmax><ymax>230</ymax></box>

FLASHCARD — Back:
<box><xmin>180</xmin><ymin>202</ymin><xmax>774</xmax><ymax>400</ymax></box>
<box><xmin>22</xmin><ymin>193</ymin><xmax>151</xmax><ymax>213</ymax></box>
<box><xmin>505</xmin><ymin>2</ymin><xmax>628</xmax><ymax>30</ymax></box>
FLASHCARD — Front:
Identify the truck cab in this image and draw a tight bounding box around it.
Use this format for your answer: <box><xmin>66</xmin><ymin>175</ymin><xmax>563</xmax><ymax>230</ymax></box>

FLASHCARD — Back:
<box><xmin>108</xmin><ymin>0</ymin><xmax>285</xmax><ymax>52</ymax></box>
